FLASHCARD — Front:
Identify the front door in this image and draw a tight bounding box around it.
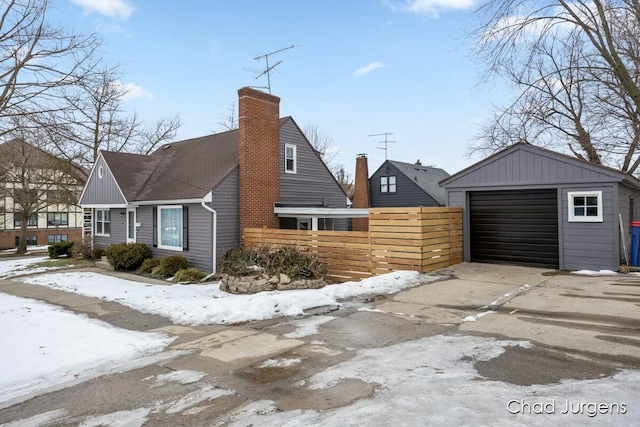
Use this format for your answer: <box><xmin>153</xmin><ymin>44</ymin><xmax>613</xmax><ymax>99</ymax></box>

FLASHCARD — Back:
<box><xmin>126</xmin><ymin>208</ymin><xmax>136</xmax><ymax>243</ymax></box>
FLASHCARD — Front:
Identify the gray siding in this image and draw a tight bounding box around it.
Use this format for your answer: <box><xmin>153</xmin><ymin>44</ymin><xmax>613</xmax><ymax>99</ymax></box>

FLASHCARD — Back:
<box><xmin>136</xmin><ymin>204</ymin><xmax>214</xmax><ymax>272</ymax></box>
<box><xmin>445</xmin><ymin>147</ymin><xmax>619</xmax><ymax>189</ymax></box>
<box><xmin>279</xmin><ymin>120</ymin><xmax>348</xmax><ymax>231</ymax></box>
<box><xmin>279</xmin><ymin>120</ymin><xmax>347</xmax><ymax>210</ymax></box>
<box><xmin>80</xmin><ymin>156</ymin><xmax>127</xmax><ymax>205</ymax></box>
<box><xmin>95</xmin><ymin>204</ymin><xmax>215</xmax><ymax>272</ymax></box>
<box><xmin>94</xmin><ymin>208</ymin><xmax>126</xmax><ymax>248</ymax></box>
<box><xmin>447</xmin><ymin>190</ymin><xmax>464</xmax><ymax>207</ymax></box>
<box><xmin>561</xmin><ymin>185</ymin><xmax>617</xmax><ymax>271</ymax></box>
<box><xmin>370</xmin><ymin>162</ymin><xmax>441</xmax><ymax>207</ymax></box>
<box><xmin>212</xmin><ymin>168</ymin><xmax>240</xmax><ymax>259</ymax></box>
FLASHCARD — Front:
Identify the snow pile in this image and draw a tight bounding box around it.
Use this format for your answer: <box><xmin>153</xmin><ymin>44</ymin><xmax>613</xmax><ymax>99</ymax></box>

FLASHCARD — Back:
<box><xmin>17</xmin><ymin>270</ymin><xmax>438</xmax><ymax>325</ymax></box>
<box><xmin>0</xmin><ymin>293</ymin><xmax>172</xmax><ymax>409</ymax></box>
<box><xmin>572</xmin><ymin>270</ymin><xmax>618</xmax><ymax>276</ymax></box>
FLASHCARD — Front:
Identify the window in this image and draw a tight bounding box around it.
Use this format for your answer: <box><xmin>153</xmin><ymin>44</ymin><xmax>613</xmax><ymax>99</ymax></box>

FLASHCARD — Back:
<box><xmin>285</xmin><ymin>144</ymin><xmax>297</xmax><ymax>173</ymax></box>
<box><xmin>16</xmin><ymin>236</ymin><xmax>37</xmax><ymax>247</ymax></box>
<box><xmin>95</xmin><ymin>209</ymin><xmax>111</xmax><ymax>236</ymax></box>
<box><xmin>14</xmin><ymin>212</ymin><xmax>38</xmax><ymax>228</ymax></box>
<box><xmin>158</xmin><ymin>206</ymin><xmax>184</xmax><ymax>251</ymax></box>
<box><xmin>98</xmin><ymin>165</ymin><xmax>104</xmax><ymax>179</ymax></box>
<box><xmin>568</xmin><ymin>191</ymin><xmax>603</xmax><ymax>222</ymax></box>
<box><xmin>48</xmin><ymin>234</ymin><xmax>68</xmax><ymax>244</ymax></box>
<box><xmin>380</xmin><ymin>175</ymin><xmax>396</xmax><ymax>193</ymax></box>
<box><xmin>47</xmin><ymin>212</ymin><xmax>68</xmax><ymax>227</ymax></box>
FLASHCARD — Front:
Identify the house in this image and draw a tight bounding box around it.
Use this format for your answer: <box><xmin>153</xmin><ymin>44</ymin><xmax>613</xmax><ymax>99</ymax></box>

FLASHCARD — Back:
<box><xmin>349</xmin><ymin>155</ymin><xmax>450</xmax><ymax>231</ymax></box>
<box><xmin>440</xmin><ymin>142</ymin><xmax>640</xmax><ymax>271</ymax></box>
<box><xmin>367</xmin><ymin>158</ymin><xmax>449</xmax><ymax>208</ymax></box>
<box><xmin>0</xmin><ymin>139</ymin><xmax>86</xmax><ymax>249</ymax></box>
<box><xmin>79</xmin><ymin>87</ymin><xmax>355</xmax><ymax>273</ymax></box>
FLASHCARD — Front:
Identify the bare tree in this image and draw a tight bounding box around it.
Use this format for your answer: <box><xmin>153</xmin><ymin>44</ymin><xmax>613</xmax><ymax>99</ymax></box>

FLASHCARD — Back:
<box><xmin>0</xmin><ymin>0</ymin><xmax>99</xmax><ymax>138</ymax></box>
<box><xmin>216</xmin><ymin>102</ymin><xmax>238</xmax><ymax>131</ymax></box>
<box><xmin>0</xmin><ymin>127</ymin><xmax>85</xmax><ymax>254</ymax></box>
<box><xmin>471</xmin><ymin>1</ymin><xmax>640</xmax><ymax>174</ymax></box>
<box><xmin>304</xmin><ymin>122</ymin><xmax>340</xmax><ymax>169</ymax></box>
<box><xmin>43</xmin><ymin>64</ymin><xmax>181</xmax><ymax>165</ymax></box>
<box><xmin>333</xmin><ymin>166</ymin><xmax>354</xmax><ymax>199</ymax></box>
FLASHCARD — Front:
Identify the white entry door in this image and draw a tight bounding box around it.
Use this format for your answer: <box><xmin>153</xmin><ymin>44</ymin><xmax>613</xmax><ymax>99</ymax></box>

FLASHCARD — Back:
<box><xmin>126</xmin><ymin>208</ymin><xmax>137</xmax><ymax>243</ymax></box>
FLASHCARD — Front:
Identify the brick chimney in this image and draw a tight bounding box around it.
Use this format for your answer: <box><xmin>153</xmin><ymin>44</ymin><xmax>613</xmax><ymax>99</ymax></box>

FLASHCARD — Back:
<box><xmin>352</xmin><ymin>153</ymin><xmax>370</xmax><ymax>231</ymax></box>
<box><xmin>238</xmin><ymin>87</ymin><xmax>281</xmax><ymax>233</ymax></box>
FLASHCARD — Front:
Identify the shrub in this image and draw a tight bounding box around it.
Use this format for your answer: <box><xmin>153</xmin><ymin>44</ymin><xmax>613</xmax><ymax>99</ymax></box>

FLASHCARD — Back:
<box><xmin>72</xmin><ymin>236</ymin><xmax>93</xmax><ymax>259</ymax></box>
<box><xmin>48</xmin><ymin>241</ymin><xmax>74</xmax><ymax>258</ymax></box>
<box><xmin>140</xmin><ymin>257</ymin><xmax>161</xmax><ymax>274</ymax></box>
<box><xmin>173</xmin><ymin>268</ymin><xmax>207</xmax><ymax>283</ymax></box>
<box><xmin>218</xmin><ymin>245</ymin><xmax>326</xmax><ymax>279</ymax></box>
<box><xmin>92</xmin><ymin>247</ymin><xmax>105</xmax><ymax>260</ymax></box>
<box><xmin>104</xmin><ymin>243</ymin><xmax>151</xmax><ymax>271</ymax></box>
<box><xmin>156</xmin><ymin>255</ymin><xmax>190</xmax><ymax>277</ymax></box>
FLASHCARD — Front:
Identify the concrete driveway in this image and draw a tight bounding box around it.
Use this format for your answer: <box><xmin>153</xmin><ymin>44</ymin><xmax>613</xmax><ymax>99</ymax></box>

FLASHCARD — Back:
<box><xmin>1</xmin><ymin>262</ymin><xmax>639</xmax><ymax>425</ymax></box>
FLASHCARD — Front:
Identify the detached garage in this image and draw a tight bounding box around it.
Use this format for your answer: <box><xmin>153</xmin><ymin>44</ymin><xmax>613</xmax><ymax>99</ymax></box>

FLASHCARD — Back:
<box><xmin>441</xmin><ymin>142</ymin><xmax>640</xmax><ymax>271</ymax></box>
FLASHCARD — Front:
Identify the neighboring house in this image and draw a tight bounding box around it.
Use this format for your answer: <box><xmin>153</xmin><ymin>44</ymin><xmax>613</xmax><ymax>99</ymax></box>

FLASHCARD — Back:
<box><xmin>79</xmin><ymin>87</ymin><xmax>353</xmax><ymax>273</ymax></box>
<box><xmin>0</xmin><ymin>139</ymin><xmax>86</xmax><ymax>249</ymax></box>
<box><xmin>369</xmin><ymin>159</ymin><xmax>450</xmax><ymax>208</ymax></box>
<box><xmin>441</xmin><ymin>142</ymin><xmax>640</xmax><ymax>271</ymax></box>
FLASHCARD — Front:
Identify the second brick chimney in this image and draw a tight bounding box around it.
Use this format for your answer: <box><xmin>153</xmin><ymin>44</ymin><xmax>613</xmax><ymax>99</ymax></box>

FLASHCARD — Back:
<box><xmin>238</xmin><ymin>87</ymin><xmax>280</xmax><ymax>232</ymax></box>
<box><xmin>352</xmin><ymin>153</ymin><xmax>370</xmax><ymax>231</ymax></box>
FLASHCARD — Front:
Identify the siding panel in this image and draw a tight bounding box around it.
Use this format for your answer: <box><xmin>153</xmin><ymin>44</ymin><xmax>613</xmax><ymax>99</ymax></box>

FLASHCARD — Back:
<box><xmin>212</xmin><ymin>168</ymin><xmax>240</xmax><ymax>259</ymax></box>
<box><xmin>80</xmin><ymin>156</ymin><xmax>126</xmax><ymax>205</ymax></box>
<box><xmin>370</xmin><ymin>162</ymin><xmax>441</xmax><ymax>208</ymax></box>
<box><xmin>561</xmin><ymin>185</ymin><xmax>616</xmax><ymax>271</ymax></box>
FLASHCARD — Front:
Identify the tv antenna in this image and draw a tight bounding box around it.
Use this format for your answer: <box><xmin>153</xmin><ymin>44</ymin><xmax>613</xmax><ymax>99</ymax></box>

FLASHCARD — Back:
<box><xmin>244</xmin><ymin>45</ymin><xmax>296</xmax><ymax>94</ymax></box>
<box><xmin>368</xmin><ymin>132</ymin><xmax>396</xmax><ymax>159</ymax></box>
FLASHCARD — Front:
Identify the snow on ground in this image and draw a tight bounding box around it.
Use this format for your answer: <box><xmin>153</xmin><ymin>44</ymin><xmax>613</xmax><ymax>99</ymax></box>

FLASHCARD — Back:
<box><xmin>572</xmin><ymin>270</ymin><xmax>619</xmax><ymax>276</ymax></box>
<box><xmin>0</xmin><ymin>256</ymin><xmax>54</xmax><ymax>279</ymax></box>
<box><xmin>16</xmin><ymin>270</ymin><xmax>439</xmax><ymax>325</ymax></box>
<box><xmin>213</xmin><ymin>335</ymin><xmax>640</xmax><ymax>427</ymax></box>
<box><xmin>0</xmin><ymin>293</ymin><xmax>173</xmax><ymax>409</ymax></box>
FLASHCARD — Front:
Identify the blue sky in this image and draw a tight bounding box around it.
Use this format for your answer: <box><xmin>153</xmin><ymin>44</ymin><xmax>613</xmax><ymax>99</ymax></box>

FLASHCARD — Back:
<box><xmin>53</xmin><ymin>0</ymin><xmax>508</xmax><ymax>178</ymax></box>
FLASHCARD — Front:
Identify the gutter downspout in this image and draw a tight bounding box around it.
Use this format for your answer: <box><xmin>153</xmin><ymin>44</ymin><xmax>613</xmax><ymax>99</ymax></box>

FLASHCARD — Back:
<box><xmin>201</xmin><ymin>200</ymin><xmax>217</xmax><ymax>275</ymax></box>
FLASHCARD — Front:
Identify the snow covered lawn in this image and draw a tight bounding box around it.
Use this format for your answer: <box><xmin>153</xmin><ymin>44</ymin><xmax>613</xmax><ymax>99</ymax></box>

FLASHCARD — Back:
<box><xmin>17</xmin><ymin>270</ymin><xmax>439</xmax><ymax>325</ymax></box>
<box><xmin>0</xmin><ymin>293</ymin><xmax>172</xmax><ymax>409</ymax></box>
<box><xmin>0</xmin><ymin>256</ymin><xmax>56</xmax><ymax>279</ymax></box>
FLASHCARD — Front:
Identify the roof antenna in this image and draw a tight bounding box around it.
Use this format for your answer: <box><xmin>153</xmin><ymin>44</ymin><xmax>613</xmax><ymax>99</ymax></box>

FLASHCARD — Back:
<box><xmin>368</xmin><ymin>132</ymin><xmax>396</xmax><ymax>159</ymax></box>
<box><xmin>244</xmin><ymin>45</ymin><xmax>296</xmax><ymax>94</ymax></box>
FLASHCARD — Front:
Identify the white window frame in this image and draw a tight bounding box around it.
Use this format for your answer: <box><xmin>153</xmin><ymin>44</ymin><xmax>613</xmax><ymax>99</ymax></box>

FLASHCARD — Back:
<box><xmin>380</xmin><ymin>175</ymin><xmax>396</xmax><ymax>193</ymax></box>
<box><xmin>568</xmin><ymin>191</ymin><xmax>603</xmax><ymax>222</ymax></box>
<box><xmin>95</xmin><ymin>209</ymin><xmax>111</xmax><ymax>236</ymax></box>
<box><xmin>285</xmin><ymin>143</ymin><xmax>297</xmax><ymax>174</ymax></box>
<box><xmin>388</xmin><ymin>175</ymin><xmax>397</xmax><ymax>193</ymax></box>
<box><xmin>157</xmin><ymin>205</ymin><xmax>183</xmax><ymax>251</ymax></box>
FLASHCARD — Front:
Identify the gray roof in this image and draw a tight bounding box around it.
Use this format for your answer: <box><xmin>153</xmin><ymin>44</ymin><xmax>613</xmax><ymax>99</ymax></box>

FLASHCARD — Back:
<box><xmin>101</xmin><ymin>118</ymin><xmax>292</xmax><ymax>202</ymax></box>
<box><xmin>386</xmin><ymin>160</ymin><xmax>450</xmax><ymax>205</ymax></box>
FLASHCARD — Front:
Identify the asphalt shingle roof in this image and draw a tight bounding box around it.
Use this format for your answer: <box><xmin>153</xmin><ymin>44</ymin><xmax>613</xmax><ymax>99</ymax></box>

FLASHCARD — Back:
<box><xmin>387</xmin><ymin>160</ymin><xmax>450</xmax><ymax>205</ymax></box>
<box><xmin>101</xmin><ymin>118</ymin><xmax>291</xmax><ymax>202</ymax></box>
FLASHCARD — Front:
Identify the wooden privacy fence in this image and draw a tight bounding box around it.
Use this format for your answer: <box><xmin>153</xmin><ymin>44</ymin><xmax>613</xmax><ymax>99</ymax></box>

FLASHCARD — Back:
<box><xmin>243</xmin><ymin>207</ymin><xmax>463</xmax><ymax>282</ymax></box>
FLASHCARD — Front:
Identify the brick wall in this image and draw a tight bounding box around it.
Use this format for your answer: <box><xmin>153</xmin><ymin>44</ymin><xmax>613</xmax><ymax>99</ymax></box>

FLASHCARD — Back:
<box><xmin>352</xmin><ymin>154</ymin><xmax>370</xmax><ymax>231</ymax></box>
<box><xmin>238</xmin><ymin>87</ymin><xmax>281</xmax><ymax>233</ymax></box>
<box><xmin>0</xmin><ymin>228</ymin><xmax>83</xmax><ymax>249</ymax></box>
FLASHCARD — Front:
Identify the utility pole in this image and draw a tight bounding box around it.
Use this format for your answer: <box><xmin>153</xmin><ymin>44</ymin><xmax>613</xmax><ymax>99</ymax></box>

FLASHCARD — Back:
<box><xmin>368</xmin><ymin>132</ymin><xmax>396</xmax><ymax>159</ymax></box>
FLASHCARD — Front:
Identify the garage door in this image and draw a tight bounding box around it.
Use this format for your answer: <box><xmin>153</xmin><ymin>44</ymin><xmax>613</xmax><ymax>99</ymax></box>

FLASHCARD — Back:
<box><xmin>469</xmin><ymin>189</ymin><xmax>559</xmax><ymax>268</ymax></box>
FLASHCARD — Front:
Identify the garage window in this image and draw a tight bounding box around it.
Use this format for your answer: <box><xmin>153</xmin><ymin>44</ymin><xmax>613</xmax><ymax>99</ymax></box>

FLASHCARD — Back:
<box><xmin>568</xmin><ymin>191</ymin><xmax>602</xmax><ymax>222</ymax></box>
